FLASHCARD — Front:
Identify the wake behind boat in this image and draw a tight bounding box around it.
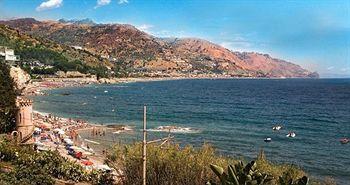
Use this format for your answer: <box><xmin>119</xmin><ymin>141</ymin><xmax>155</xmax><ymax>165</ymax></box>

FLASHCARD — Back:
<box><xmin>148</xmin><ymin>126</ymin><xmax>199</xmax><ymax>134</ymax></box>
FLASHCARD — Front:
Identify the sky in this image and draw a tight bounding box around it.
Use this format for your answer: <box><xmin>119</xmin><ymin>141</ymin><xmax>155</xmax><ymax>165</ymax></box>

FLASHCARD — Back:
<box><xmin>0</xmin><ymin>0</ymin><xmax>349</xmax><ymax>77</ymax></box>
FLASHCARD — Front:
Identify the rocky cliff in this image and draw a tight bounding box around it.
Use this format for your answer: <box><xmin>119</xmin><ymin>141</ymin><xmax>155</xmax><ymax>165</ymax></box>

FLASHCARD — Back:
<box><xmin>10</xmin><ymin>66</ymin><xmax>31</xmax><ymax>91</ymax></box>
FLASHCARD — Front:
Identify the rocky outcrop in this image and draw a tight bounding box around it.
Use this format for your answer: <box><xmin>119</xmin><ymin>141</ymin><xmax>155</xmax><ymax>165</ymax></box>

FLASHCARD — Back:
<box><xmin>10</xmin><ymin>66</ymin><xmax>31</xmax><ymax>91</ymax></box>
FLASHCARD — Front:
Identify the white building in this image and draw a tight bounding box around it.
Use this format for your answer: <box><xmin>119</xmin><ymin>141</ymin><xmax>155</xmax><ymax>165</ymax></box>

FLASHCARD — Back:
<box><xmin>0</xmin><ymin>46</ymin><xmax>20</xmax><ymax>62</ymax></box>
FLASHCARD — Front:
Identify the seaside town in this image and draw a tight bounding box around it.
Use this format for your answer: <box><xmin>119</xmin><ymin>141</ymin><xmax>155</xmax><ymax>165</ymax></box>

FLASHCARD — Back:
<box><xmin>1</xmin><ymin>46</ymin><xmax>128</xmax><ymax>183</ymax></box>
<box><xmin>1</xmin><ymin>1</ymin><xmax>349</xmax><ymax>184</ymax></box>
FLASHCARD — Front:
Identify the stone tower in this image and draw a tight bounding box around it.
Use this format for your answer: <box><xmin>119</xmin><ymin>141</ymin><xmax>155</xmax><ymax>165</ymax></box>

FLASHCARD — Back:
<box><xmin>15</xmin><ymin>97</ymin><xmax>34</xmax><ymax>143</ymax></box>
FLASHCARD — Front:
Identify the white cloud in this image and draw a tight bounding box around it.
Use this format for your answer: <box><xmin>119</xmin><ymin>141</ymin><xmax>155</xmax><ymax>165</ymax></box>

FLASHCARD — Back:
<box><xmin>327</xmin><ymin>66</ymin><xmax>334</xmax><ymax>70</ymax></box>
<box><xmin>36</xmin><ymin>0</ymin><xmax>63</xmax><ymax>11</ymax></box>
<box><xmin>340</xmin><ymin>67</ymin><xmax>350</xmax><ymax>72</ymax></box>
<box><xmin>118</xmin><ymin>0</ymin><xmax>129</xmax><ymax>4</ymax></box>
<box><xmin>94</xmin><ymin>0</ymin><xmax>111</xmax><ymax>9</ymax></box>
<box><xmin>220</xmin><ymin>42</ymin><xmax>233</xmax><ymax>49</ymax></box>
<box><xmin>137</xmin><ymin>24</ymin><xmax>153</xmax><ymax>33</ymax></box>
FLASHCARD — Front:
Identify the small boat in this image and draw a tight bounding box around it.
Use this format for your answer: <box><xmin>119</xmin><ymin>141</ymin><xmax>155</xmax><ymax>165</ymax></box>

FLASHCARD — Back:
<box><xmin>340</xmin><ymin>138</ymin><xmax>349</xmax><ymax>144</ymax></box>
<box><xmin>272</xmin><ymin>125</ymin><xmax>282</xmax><ymax>131</ymax></box>
<box><xmin>286</xmin><ymin>132</ymin><xmax>296</xmax><ymax>138</ymax></box>
<box><xmin>61</xmin><ymin>93</ymin><xmax>71</xmax><ymax>96</ymax></box>
<box><xmin>104</xmin><ymin>90</ymin><xmax>108</xmax><ymax>93</ymax></box>
<box><xmin>264</xmin><ymin>138</ymin><xmax>272</xmax><ymax>142</ymax></box>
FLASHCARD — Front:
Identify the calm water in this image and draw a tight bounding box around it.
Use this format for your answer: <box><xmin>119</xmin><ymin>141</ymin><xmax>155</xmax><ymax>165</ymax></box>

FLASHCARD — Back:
<box><xmin>33</xmin><ymin>79</ymin><xmax>350</xmax><ymax>184</ymax></box>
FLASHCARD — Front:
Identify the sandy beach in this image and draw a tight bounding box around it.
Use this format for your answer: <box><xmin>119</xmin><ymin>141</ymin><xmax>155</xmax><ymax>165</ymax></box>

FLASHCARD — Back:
<box><xmin>32</xmin><ymin>110</ymin><xmax>132</xmax><ymax>178</ymax></box>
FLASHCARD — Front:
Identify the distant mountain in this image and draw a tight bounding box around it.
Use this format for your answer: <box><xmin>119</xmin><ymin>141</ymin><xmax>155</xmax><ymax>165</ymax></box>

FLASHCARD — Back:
<box><xmin>58</xmin><ymin>18</ymin><xmax>96</xmax><ymax>26</ymax></box>
<box><xmin>0</xmin><ymin>18</ymin><xmax>319</xmax><ymax>78</ymax></box>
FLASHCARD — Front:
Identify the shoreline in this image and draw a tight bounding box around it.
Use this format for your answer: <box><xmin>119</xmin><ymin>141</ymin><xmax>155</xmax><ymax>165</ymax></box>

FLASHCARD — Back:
<box><xmin>32</xmin><ymin>110</ymin><xmax>132</xmax><ymax>173</ymax></box>
<box><xmin>24</xmin><ymin>76</ymin><xmax>316</xmax><ymax>96</ymax></box>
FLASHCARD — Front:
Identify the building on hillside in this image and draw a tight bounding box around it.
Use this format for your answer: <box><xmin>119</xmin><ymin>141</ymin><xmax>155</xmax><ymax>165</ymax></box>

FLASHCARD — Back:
<box><xmin>72</xmin><ymin>45</ymin><xmax>83</xmax><ymax>50</ymax></box>
<box><xmin>0</xmin><ymin>46</ymin><xmax>20</xmax><ymax>64</ymax></box>
<box><xmin>55</xmin><ymin>70</ymin><xmax>87</xmax><ymax>78</ymax></box>
<box><xmin>14</xmin><ymin>97</ymin><xmax>34</xmax><ymax>143</ymax></box>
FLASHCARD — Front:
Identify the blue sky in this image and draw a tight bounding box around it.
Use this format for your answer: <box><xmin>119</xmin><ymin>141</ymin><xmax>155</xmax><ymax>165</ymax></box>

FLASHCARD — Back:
<box><xmin>0</xmin><ymin>0</ymin><xmax>349</xmax><ymax>77</ymax></box>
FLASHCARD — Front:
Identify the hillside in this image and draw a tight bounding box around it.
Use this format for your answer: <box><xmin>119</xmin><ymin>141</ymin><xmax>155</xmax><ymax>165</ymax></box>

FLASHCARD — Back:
<box><xmin>0</xmin><ymin>18</ymin><xmax>318</xmax><ymax>78</ymax></box>
<box><xmin>0</xmin><ymin>24</ymin><xmax>111</xmax><ymax>77</ymax></box>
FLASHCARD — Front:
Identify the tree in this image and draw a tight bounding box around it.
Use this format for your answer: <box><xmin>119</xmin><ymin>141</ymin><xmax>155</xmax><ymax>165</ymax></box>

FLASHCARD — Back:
<box><xmin>0</xmin><ymin>60</ymin><xmax>18</xmax><ymax>133</ymax></box>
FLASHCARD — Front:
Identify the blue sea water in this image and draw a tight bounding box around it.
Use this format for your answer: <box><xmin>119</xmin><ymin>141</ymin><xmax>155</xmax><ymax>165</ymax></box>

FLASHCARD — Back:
<box><xmin>32</xmin><ymin>79</ymin><xmax>350</xmax><ymax>184</ymax></box>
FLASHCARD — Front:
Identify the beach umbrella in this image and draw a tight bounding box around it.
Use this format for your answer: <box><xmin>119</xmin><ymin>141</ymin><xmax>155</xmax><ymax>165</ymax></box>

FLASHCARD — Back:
<box><xmin>82</xmin><ymin>160</ymin><xmax>93</xmax><ymax>166</ymax></box>
<box><xmin>34</xmin><ymin>141</ymin><xmax>44</xmax><ymax>146</ymax></box>
<box><xmin>54</xmin><ymin>128</ymin><xmax>65</xmax><ymax>134</ymax></box>
<box><xmin>64</xmin><ymin>138</ymin><xmax>74</xmax><ymax>145</ymax></box>
<box><xmin>97</xmin><ymin>164</ymin><xmax>111</xmax><ymax>171</ymax></box>
<box><xmin>69</xmin><ymin>146</ymin><xmax>81</xmax><ymax>151</ymax></box>
<box><xmin>82</xmin><ymin>151</ymin><xmax>93</xmax><ymax>156</ymax></box>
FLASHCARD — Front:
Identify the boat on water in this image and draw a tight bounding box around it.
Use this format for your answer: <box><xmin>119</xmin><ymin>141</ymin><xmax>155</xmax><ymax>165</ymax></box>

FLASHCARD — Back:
<box><xmin>286</xmin><ymin>132</ymin><xmax>296</xmax><ymax>138</ymax></box>
<box><xmin>340</xmin><ymin>138</ymin><xmax>349</xmax><ymax>144</ymax></box>
<box><xmin>61</xmin><ymin>93</ymin><xmax>71</xmax><ymax>96</ymax></box>
<box><xmin>264</xmin><ymin>138</ymin><xmax>272</xmax><ymax>142</ymax></box>
<box><xmin>272</xmin><ymin>125</ymin><xmax>282</xmax><ymax>131</ymax></box>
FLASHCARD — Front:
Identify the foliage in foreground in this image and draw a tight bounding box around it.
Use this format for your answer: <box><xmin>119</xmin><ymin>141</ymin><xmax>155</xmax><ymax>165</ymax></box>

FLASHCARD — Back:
<box><xmin>107</xmin><ymin>143</ymin><xmax>312</xmax><ymax>185</ymax></box>
<box><xmin>0</xmin><ymin>60</ymin><xmax>18</xmax><ymax>133</ymax></box>
<box><xmin>107</xmin><ymin>143</ymin><xmax>236</xmax><ymax>185</ymax></box>
<box><xmin>0</xmin><ymin>139</ymin><xmax>114</xmax><ymax>185</ymax></box>
<box><xmin>208</xmin><ymin>160</ymin><xmax>309</xmax><ymax>185</ymax></box>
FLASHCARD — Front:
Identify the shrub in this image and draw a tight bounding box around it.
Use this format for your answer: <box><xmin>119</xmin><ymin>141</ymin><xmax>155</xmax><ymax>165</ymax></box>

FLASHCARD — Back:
<box><xmin>108</xmin><ymin>143</ymin><xmax>235</xmax><ymax>185</ymax></box>
<box><xmin>256</xmin><ymin>150</ymin><xmax>306</xmax><ymax>180</ymax></box>
<box><xmin>0</xmin><ymin>60</ymin><xmax>18</xmax><ymax>133</ymax></box>
<box><xmin>0</xmin><ymin>140</ymin><xmax>112</xmax><ymax>184</ymax></box>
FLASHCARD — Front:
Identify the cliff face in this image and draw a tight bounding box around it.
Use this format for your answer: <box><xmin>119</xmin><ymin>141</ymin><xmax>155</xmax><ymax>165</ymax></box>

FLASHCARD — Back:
<box><xmin>0</xmin><ymin>18</ymin><xmax>319</xmax><ymax>78</ymax></box>
<box><xmin>10</xmin><ymin>66</ymin><xmax>31</xmax><ymax>91</ymax></box>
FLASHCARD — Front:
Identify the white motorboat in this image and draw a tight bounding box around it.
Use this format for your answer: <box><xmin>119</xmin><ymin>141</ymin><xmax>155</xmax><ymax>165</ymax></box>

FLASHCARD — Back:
<box><xmin>264</xmin><ymin>137</ymin><xmax>272</xmax><ymax>142</ymax></box>
<box><xmin>272</xmin><ymin>125</ymin><xmax>282</xmax><ymax>131</ymax></box>
<box><xmin>286</xmin><ymin>132</ymin><xmax>296</xmax><ymax>138</ymax></box>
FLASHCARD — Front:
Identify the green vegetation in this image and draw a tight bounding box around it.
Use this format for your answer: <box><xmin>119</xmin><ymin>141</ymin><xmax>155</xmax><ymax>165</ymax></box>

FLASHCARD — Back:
<box><xmin>107</xmin><ymin>143</ymin><xmax>235</xmax><ymax>185</ymax></box>
<box><xmin>18</xmin><ymin>47</ymin><xmax>110</xmax><ymax>78</ymax></box>
<box><xmin>0</xmin><ymin>60</ymin><xmax>18</xmax><ymax>133</ymax></box>
<box><xmin>208</xmin><ymin>161</ymin><xmax>275</xmax><ymax>185</ymax></box>
<box><xmin>0</xmin><ymin>25</ymin><xmax>110</xmax><ymax>78</ymax></box>
<box><xmin>0</xmin><ymin>139</ymin><xmax>114</xmax><ymax>185</ymax></box>
<box><xmin>107</xmin><ymin>143</ymin><xmax>317</xmax><ymax>185</ymax></box>
<box><xmin>113</xmin><ymin>61</ymin><xmax>129</xmax><ymax>78</ymax></box>
<box><xmin>208</xmin><ymin>161</ymin><xmax>308</xmax><ymax>185</ymax></box>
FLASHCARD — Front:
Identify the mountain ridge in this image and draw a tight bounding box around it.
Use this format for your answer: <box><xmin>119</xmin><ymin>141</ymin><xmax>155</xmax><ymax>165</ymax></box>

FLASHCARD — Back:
<box><xmin>0</xmin><ymin>18</ymin><xmax>319</xmax><ymax>78</ymax></box>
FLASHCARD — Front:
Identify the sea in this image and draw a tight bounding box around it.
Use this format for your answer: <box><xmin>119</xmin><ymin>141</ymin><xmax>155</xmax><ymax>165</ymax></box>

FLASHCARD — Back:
<box><xmin>32</xmin><ymin>78</ymin><xmax>350</xmax><ymax>184</ymax></box>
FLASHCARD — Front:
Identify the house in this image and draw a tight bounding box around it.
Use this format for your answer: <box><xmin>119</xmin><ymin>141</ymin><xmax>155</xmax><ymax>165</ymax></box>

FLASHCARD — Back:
<box><xmin>0</xmin><ymin>46</ymin><xmax>20</xmax><ymax>63</ymax></box>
